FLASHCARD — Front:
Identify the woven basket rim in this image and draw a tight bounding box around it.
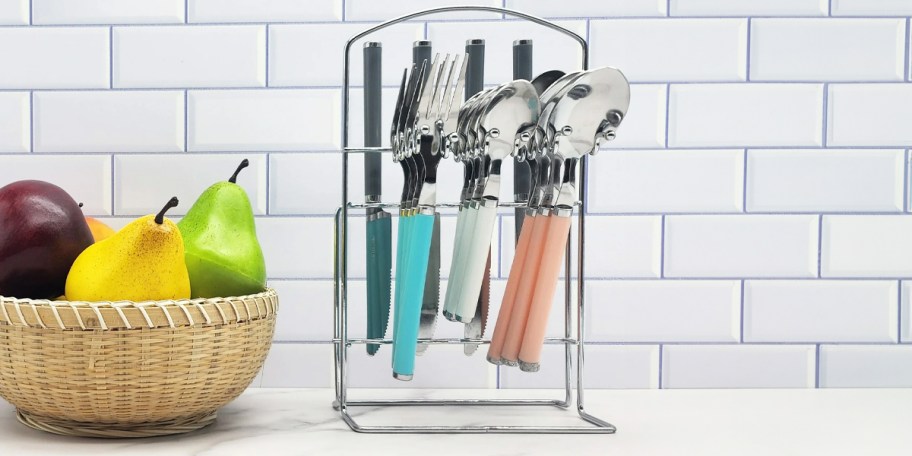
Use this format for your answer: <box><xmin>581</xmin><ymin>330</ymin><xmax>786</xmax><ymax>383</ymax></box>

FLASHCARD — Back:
<box><xmin>0</xmin><ymin>288</ymin><xmax>277</xmax><ymax>330</ymax></box>
<box><xmin>0</xmin><ymin>287</ymin><xmax>276</xmax><ymax>308</ymax></box>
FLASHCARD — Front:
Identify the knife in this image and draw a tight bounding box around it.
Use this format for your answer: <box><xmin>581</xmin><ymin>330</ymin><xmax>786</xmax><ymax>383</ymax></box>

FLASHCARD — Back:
<box><xmin>461</xmin><ymin>38</ymin><xmax>489</xmax><ymax>355</ymax></box>
<box><xmin>413</xmin><ymin>41</ymin><xmax>441</xmax><ymax>356</ymax></box>
<box><xmin>363</xmin><ymin>42</ymin><xmax>392</xmax><ymax>356</ymax></box>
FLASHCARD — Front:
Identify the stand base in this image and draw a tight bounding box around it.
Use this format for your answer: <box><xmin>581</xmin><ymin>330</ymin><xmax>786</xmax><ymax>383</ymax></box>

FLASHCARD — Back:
<box><xmin>333</xmin><ymin>398</ymin><xmax>616</xmax><ymax>434</ymax></box>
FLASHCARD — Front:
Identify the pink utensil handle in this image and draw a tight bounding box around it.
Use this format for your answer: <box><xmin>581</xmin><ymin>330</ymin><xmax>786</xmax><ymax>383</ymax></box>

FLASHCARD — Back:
<box><xmin>487</xmin><ymin>212</ymin><xmax>536</xmax><ymax>364</ymax></box>
<box><xmin>517</xmin><ymin>214</ymin><xmax>572</xmax><ymax>372</ymax></box>
<box><xmin>500</xmin><ymin>212</ymin><xmax>552</xmax><ymax>365</ymax></box>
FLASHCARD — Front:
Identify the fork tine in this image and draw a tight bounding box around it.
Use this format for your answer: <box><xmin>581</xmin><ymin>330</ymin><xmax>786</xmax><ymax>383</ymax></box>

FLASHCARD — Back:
<box><xmin>390</xmin><ymin>68</ymin><xmax>408</xmax><ymax>149</ymax></box>
<box><xmin>415</xmin><ymin>54</ymin><xmax>440</xmax><ymax>124</ymax></box>
<box><xmin>442</xmin><ymin>54</ymin><xmax>468</xmax><ymax>126</ymax></box>
<box><xmin>430</xmin><ymin>55</ymin><xmax>454</xmax><ymax>121</ymax></box>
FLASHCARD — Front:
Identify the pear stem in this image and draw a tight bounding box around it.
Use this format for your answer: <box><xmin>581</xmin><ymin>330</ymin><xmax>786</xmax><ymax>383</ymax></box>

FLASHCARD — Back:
<box><xmin>229</xmin><ymin>159</ymin><xmax>250</xmax><ymax>184</ymax></box>
<box><xmin>155</xmin><ymin>197</ymin><xmax>179</xmax><ymax>224</ymax></box>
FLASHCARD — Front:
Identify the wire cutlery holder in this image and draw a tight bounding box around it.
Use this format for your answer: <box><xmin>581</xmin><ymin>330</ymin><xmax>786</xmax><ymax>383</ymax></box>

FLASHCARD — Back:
<box><xmin>332</xmin><ymin>6</ymin><xmax>614</xmax><ymax>433</ymax></box>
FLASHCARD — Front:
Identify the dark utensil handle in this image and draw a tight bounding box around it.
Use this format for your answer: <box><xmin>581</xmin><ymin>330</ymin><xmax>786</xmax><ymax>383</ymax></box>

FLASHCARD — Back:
<box><xmin>513</xmin><ymin>39</ymin><xmax>533</xmax><ymax>240</ymax></box>
<box><xmin>363</xmin><ymin>42</ymin><xmax>382</xmax><ymax>201</ymax></box>
<box><xmin>413</xmin><ymin>40</ymin><xmax>432</xmax><ymax>82</ymax></box>
<box><xmin>465</xmin><ymin>39</ymin><xmax>485</xmax><ymax>100</ymax></box>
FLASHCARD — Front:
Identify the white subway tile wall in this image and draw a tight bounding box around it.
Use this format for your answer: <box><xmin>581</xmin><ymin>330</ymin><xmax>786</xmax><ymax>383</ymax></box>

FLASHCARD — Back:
<box><xmin>0</xmin><ymin>1</ymin><xmax>908</xmax><ymax>390</ymax></box>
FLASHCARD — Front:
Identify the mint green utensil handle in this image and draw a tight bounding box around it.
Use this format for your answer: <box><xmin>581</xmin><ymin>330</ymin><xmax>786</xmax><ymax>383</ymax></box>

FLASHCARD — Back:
<box><xmin>392</xmin><ymin>213</ymin><xmax>434</xmax><ymax>379</ymax></box>
<box><xmin>443</xmin><ymin>203</ymin><xmax>478</xmax><ymax>321</ymax></box>
<box><xmin>453</xmin><ymin>201</ymin><xmax>498</xmax><ymax>321</ymax></box>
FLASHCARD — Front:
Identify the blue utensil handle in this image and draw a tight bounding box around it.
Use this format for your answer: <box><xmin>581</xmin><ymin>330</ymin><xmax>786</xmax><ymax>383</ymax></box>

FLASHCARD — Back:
<box><xmin>392</xmin><ymin>213</ymin><xmax>435</xmax><ymax>380</ymax></box>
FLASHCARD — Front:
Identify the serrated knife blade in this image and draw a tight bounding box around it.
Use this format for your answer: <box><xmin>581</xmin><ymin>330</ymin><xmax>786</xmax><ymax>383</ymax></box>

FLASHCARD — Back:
<box><xmin>417</xmin><ymin>212</ymin><xmax>440</xmax><ymax>355</ymax></box>
<box><xmin>464</xmin><ymin>249</ymin><xmax>491</xmax><ymax>355</ymax></box>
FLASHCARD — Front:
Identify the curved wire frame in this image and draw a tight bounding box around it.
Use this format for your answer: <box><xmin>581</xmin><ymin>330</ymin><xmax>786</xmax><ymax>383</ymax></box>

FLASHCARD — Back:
<box><xmin>334</xmin><ymin>6</ymin><xmax>610</xmax><ymax>433</ymax></box>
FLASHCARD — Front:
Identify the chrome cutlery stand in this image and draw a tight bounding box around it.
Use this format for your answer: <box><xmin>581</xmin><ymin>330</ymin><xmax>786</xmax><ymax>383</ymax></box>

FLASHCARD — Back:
<box><xmin>333</xmin><ymin>6</ymin><xmax>613</xmax><ymax>434</ymax></box>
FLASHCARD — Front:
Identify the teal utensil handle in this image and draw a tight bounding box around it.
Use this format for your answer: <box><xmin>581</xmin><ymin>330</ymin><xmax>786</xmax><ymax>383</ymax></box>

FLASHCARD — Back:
<box><xmin>392</xmin><ymin>213</ymin><xmax>434</xmax><ymax>380</ymax></box>
<box><xmin>391</xmin><ymin>214</ymin><xmax>412</xmax><ymax>362</ymax></box>
<box><xmin>366</xmin><ymin>215</ymin><xmax>392</xmax><ymax>355</ymax></box>
<box><xmin>366</xmin><ymin>218</ymin><xmax>381</xmax><ymax>354</ymax></box>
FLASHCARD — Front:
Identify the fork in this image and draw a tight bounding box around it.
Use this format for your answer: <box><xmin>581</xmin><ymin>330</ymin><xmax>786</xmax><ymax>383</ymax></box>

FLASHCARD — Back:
<box><xmin>391</xmin><ymin>54</ymin><xmax>467</xmax><ymax>380</ymax></box>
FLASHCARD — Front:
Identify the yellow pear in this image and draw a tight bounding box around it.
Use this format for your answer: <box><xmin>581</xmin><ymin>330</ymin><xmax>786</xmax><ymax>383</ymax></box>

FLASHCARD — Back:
<box><xmin>65</xmin><ymin>197</ymin><xmax>191</xmax><ymax>302</ymax></box>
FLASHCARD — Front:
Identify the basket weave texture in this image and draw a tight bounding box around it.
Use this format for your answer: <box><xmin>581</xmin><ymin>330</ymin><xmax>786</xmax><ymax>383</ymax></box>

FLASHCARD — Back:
<box><xmin>0</xmin><ymin>288</ymin><xmax>277</xmax><ymax>438</ymax></box>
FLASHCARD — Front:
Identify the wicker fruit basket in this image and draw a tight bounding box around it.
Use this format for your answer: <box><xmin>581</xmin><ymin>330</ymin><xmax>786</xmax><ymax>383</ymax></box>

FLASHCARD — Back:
<box><xmin>0</xmin><ymin>288</ymin><xmax>277</xmax><ymax>438</ymax></box>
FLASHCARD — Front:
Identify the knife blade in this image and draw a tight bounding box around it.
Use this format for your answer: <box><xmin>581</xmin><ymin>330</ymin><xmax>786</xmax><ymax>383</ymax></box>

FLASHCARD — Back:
<box><xmin>363</xmin><ymin>42</ymin><xmax>391</xmax><ymax>355</ymax></box>
<box><xmin>463</xmin><ymin>250</ymin><xmax>490</xmax><ymax>355</ymax></box>
<box><xmin>417</xmin><ymin>212</ymin><xmax>440</xmax><ymax>355</ymax></box>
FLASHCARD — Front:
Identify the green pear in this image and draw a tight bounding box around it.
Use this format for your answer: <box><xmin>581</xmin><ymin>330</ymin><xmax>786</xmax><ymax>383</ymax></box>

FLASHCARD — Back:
<box><xmin>178</xmin><ymin>159</ymin><xmax>266</xmax><ymax>298</ymax></box>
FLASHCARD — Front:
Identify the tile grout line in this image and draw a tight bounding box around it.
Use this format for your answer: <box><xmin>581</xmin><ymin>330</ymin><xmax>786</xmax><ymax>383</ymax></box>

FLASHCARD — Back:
<box><xmin>745</xmin><ymin>18</ymin><xmax>751</xmax><ymax>81</ymax></box>
<box><xmin>28</xmin><ymin>0</ymin><xmax>31</xmax><ymax>25</ymax></box>
<box><xmin>110</xmin><ymin>154</ymin><xmax>116</xmax><ymax>215</ymax></box>
<box><xmin>905</xmin><ymin>18</ymin><xmax>911</xmax><ymax>82</ymax></box>
<box><xmin>265</xmin><ymin>24</ymin><xmax>270</xmax><ymax>87</ymax></box>
<box><xmin>183</xmin><ymin>90</ymin><xmax>189</xmax><ymax>151</ymax></box>
<box><xmin>827</xmin><ymin>0</ymin><xmax>832</xmax><ymax>16</ymax></box>
<box><xmin>109</xmin><ymin>27</ymin><xmax>113</xmax><ymax>89</ymax></box>
<box><xmin>497</xmin><ymin>215</ymin><xmax>503</xmax><ymax>279</ymax></box>
<box><xmin>817</xmin><ymin>214</ymin><xmax>823</xmax><ymax>278</ymax></box>
<box><xmin>184</xmin><ymin>0</ymin><xmax>189</xmax><ymax>23</ymax></box>
<box><xmin>821</xmin><ymin>83</ymin><xmax>829</xmax><ymax>147</ymax></box>
<box><xmin>6</xmin><ymin>15</ymin><xmax>912</xmax><ymax>28</ymax></box>
<box><xmin>904</xmin><ymin>149</ymin><xmax>909</xmax><ymax>213</ymax></box>
<box><xmin>739</xmin><ymin>280</ymin><xmax>745</xmax><ymax>343</ymax></box>
<box><xmin>28</xmin><ymin>91</ymin><xmax>34</xmax><ymax>153</ymax></box>
<box><xmin>657</xmin><ymin>344</ymin><xmax>664</xmax><ymax>389</ymax></box>
<box><xmin>742</xmin><ymin>149</ymin><xmax>748</xmax><ymax>212</ymax></box>
<box><xmin>898</xmin><ymin>280</ymin><xmax>903</xmax><ymax>343</ymax></box>
<box><xmin>814</xmin><ymin>344</ymin><xmax>821</xmax><ymax>388</ymax></box>
<box><xmin>663</xmin><ymin>84</ymin><xmax>671</xmax><ymax>148</ymax></box>
<box><xmin>659</xmin><ymin>215</ymin><xmax>666</xmax><ymax>278</ymax></box>
<box><xmin>265</xmin><ymin>152</ymin><xmax>271</xmax><ymax>215</ymax></box>
<box><xmin>341</xmin><ymin>0</ymin><xmax>346</xmax><ymax>22</ymax></box>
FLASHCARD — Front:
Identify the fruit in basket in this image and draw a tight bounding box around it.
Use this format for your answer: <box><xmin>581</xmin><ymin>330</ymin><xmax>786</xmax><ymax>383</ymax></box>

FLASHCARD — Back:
<box><xmin>0</xmin><ymin>180</ymin><xmax>94</xmax><ymax>299</ymax></box>
<box><xmin>85</xmin><ymin>216</ymin><xmax>116</xmax><ymax>242</ymax></box>
<box><xmin>178</xmin><ymin>159</ymin><xmax>266</xmax><ymax>298</ymax></box>
<box><xmin>65</xmin><ymin>197</ymin><xmax>191</xmax><ymax>302</ymax></box>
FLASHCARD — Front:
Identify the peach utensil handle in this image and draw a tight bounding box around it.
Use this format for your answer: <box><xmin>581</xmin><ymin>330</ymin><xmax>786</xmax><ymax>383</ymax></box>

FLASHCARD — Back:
<box><xmin>487</xmin><ymin>212</ymin><xmax>536</xmax><ymax>364</ymax></box>
<box><xmin>500</xmin><ymin>212</ymin><xmax>552</xmax><ymax>364</ymax></box>
<box><xmin>518</xmin><ymin>214</ymin><xmax>572</xmax><ymax>371</ymax></box>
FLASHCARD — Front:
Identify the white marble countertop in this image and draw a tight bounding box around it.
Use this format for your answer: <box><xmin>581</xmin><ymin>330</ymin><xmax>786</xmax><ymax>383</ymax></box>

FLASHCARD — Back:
<box><xmin>0</xmin><ymin>388</ymin><xmax>908</xmax><ymax>455</ymax></box>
